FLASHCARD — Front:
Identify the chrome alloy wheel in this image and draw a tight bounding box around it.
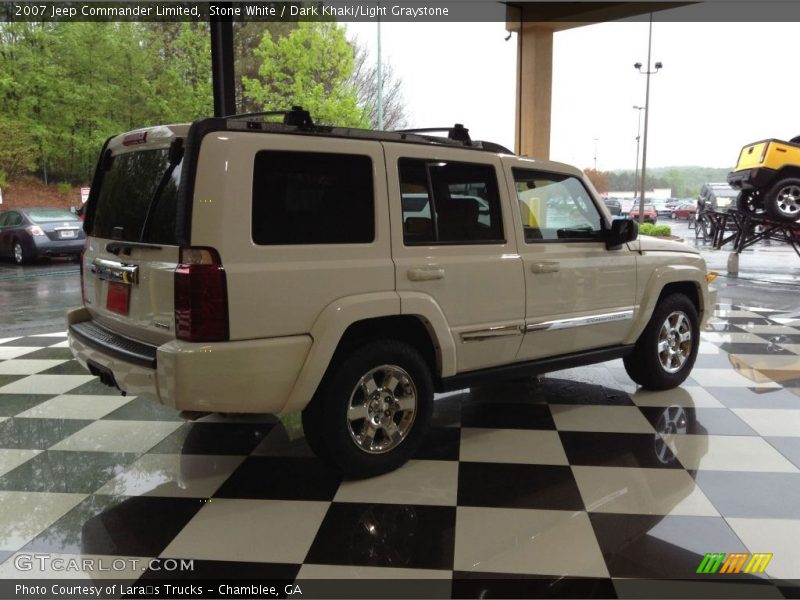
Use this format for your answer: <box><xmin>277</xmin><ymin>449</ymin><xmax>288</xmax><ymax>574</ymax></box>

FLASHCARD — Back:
<box><xmin>775</xmin><ymin>184</ymin><xmax>800</xmax><ymax>219</ymax></box>
<box><xmin>658</xmin><ymin>311</ymin><xmax>692</xmax><ymax>374</ymax></box>
<box><xmin>13</xmin><ymin>242</ymin><xmax>23</xmax><ymax>264</ymax></box>
<box><xmin>346</xmin><ymin>364</ymin><xmax>417</xmax><ymax>454</ymax></box>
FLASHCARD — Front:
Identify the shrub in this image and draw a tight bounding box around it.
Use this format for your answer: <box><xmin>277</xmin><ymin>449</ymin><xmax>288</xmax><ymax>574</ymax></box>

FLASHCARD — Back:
<box><xmin>638</xmin><ymin>222</ymin><xmax>654</xmax><ymax>235</ymax></box>
<box><xmin>57</xmin><ymin>182</ymin><xmax>72</xmax><ymax>196</ymax></box>
<box><xmin>652</xmin><ymin>224</ymin><xmax>672</xmax><ymax>237</ymax></box>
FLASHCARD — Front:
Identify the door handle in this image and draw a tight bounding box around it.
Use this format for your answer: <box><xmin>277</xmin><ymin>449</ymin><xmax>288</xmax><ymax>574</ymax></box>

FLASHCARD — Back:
<box><xmin>530</xmin><ymin>261</ymin><xmax>560</xmax><ymax>274</ymax></box>
<box><xmin>407</xmin><ymin>267</ymin><xmax>445</xmax><ymax>281</ymax></box>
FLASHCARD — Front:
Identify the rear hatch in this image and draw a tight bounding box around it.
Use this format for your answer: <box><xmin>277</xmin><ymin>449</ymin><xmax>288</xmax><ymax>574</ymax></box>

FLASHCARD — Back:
<box><xmin>82</xmin><ymin>125</ymin><xmax>189</xmax><ymax>346</ymax></box>
<box><xmin>735</xmin><ymin>141</ymin><xmax>769</xmax><ymax>171</ymax></box>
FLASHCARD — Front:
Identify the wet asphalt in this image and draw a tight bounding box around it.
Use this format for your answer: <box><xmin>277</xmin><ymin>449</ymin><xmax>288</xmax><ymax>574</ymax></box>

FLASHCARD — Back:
<box><xmin>0</xmin><ymin>219</ymin><xmax>797</xmax><ymax>337</ymax></box>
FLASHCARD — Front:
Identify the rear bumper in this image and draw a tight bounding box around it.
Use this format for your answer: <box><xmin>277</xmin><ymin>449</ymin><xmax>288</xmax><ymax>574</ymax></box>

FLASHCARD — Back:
<box><xmin>31</xmin><ymin>237</ymin><xmax>85</xmax><ymax>256</ymax></box>
<box><xmin>727</xmin><ymin>167</ymin><xmax>777</xmax><ymax>191</ymax></box>
<box><xmin>67</xmin><ymin>308</ymin><xmax>313</xmax><ymax>414</ymax></box>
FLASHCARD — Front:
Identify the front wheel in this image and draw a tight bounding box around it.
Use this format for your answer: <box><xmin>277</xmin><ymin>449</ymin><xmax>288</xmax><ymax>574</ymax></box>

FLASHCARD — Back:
<box><xmin>765</xmin><ymin>178</ymin><xmax>800</xmax><ymax>222</ymax></box>
<box><xmin>302</xmin><ymin>340</ymin><xmax>433</xmax><ymax>478</ymax></box>
<box><xmin>623</xmin><ymin>293</ymin><xmax>700</xmax><ymax>390</ymax></box>
<box><xmin>736</xmin><ymin>190</ymin><xmax>765</xmax><ymax>216</ymax></box>
<box><xmin>12</xmin><ymin>240</ymin><xmax>29</xmax><ymax>265</ymax></box>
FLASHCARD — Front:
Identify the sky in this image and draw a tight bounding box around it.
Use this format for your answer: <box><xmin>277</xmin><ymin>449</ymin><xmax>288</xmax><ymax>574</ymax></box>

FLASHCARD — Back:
<box><xmin>345</xmin><ymin>17</ymin><xmax>800</xmax><ymax>172</ymax></box>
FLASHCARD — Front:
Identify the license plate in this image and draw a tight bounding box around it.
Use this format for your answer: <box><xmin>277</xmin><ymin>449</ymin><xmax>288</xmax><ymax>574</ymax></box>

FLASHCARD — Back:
<box><xmin>59</xmin><ymin>230</ymin><xmax>77</xmax><ymax>239</ymax></box>
<box><xmin>106</xmin><ymin>282</ymin><xmax>130</xmax><ymax>315</ymax></box>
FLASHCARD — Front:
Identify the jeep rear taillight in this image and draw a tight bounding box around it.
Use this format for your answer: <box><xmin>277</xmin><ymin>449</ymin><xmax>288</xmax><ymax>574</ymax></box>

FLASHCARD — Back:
<box><xmin>174</xmin><ymin>247</ymin><xmax>229</xmax><ymax>342</ymax></box>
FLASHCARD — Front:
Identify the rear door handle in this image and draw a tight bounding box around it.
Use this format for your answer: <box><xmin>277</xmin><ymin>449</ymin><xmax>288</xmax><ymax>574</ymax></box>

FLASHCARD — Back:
<box><xmin>530</xmin><ymin>261</ymin><xmax>560</xmax><ymax>274</ymax></box>
<box><xmin>407</xmin><ymin>267</ymin><xmax>445</xmax><ymax>281</ymax></box>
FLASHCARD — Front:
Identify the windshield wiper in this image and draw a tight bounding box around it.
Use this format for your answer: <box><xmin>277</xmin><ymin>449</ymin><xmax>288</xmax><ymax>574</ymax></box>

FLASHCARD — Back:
<box><xmin>138</xmin><ymin>138</ymin><xmax>184</xmax><ymax>242</ymax></box>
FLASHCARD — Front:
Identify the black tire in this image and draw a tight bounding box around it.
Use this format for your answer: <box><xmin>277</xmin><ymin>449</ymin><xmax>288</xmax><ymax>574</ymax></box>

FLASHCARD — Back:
<box><xmin>12</xmin><ymin>239</ymin><xmax>28</xmax><ymax>265</ymax></box>
<box><xmin>623</xmin><ymin>293</ymin><xmax>700</xmax><ymax>390</ymax></box>
<box><xmin>764</xmin><ymin>178</ymin><xmax>800</xmax><ymax>223</ymax></box>
<box><xmin>301</xmin><ymin>340</ymin><xmax>433</xmax><ymax>478</ymax></box>
<box><xmin>736</xmin><ymin>190</ymin><xmax>765</xmax><ymax>216</ymax></box>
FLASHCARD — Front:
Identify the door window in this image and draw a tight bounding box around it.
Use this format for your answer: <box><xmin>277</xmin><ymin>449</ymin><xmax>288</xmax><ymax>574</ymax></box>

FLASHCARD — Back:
<box><xmin>513</xmin><ymin>169</ymin><xmax>604</xmax><ymax>242</ymax></box>
<box><xmin>399</xmin><ymin>158</ymin><xmax>504</xmax><ymax>245</ymax></box>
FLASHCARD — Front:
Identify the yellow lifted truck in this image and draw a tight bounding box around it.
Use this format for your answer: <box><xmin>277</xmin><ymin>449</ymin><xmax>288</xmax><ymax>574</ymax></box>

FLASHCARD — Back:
<box><xmin>728</xmin><ymin>136</ymin><xmax>800</xmax><ymax>222</ymax></box>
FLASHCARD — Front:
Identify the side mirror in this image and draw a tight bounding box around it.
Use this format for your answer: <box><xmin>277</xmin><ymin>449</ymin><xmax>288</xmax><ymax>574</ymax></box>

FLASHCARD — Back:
<box><xmin>606</xmin><ymin>218</ymin><xmax>638</xmax><ymax>250</ymax></box>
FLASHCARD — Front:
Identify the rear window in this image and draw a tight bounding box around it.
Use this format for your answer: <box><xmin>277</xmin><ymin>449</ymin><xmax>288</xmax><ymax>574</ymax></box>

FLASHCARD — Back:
<box><xmin>252</xmin><ymin>151</ymin><xmax>374</xmax><ymax>245</ymax></box>
<box><xmin>90</xmin><ymin>148</ymin><xmax>182</xmax><ymax>244</ymax></box>
<box><xmin>27</xmin><ymin>209</ymin><xmax>79</xmax><ymax>223</ymax></box>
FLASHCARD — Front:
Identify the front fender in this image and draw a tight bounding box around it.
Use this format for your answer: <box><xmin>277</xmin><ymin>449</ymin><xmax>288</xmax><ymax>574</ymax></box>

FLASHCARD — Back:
<box><xmin>625</xmin><ymin>262</ymin><xmax>711</xmax><ymax>344</ymax></box>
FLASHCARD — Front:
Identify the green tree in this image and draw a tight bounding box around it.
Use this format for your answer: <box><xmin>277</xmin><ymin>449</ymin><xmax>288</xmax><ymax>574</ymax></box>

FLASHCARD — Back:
<box><xmin>243</xmin><ymin>22</ymin><xmax>367</xmax><ymax>127</ymax></box>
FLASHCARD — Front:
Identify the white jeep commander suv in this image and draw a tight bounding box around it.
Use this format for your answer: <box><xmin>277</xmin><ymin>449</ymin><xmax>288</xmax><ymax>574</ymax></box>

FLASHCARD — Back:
<box><xmin>68</xmin><ymin>108</ymin><xmax>715</xmax><ymax>477</ymax></box>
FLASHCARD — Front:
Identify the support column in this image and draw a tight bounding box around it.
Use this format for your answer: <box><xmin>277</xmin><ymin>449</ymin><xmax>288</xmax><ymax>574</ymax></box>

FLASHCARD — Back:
<box><xmin>515</xmin><ymin>25</ymin><xmax>553</xmax><ymax>159</ymax></box>
<box><xmin>210</xmin><ymin>6</ymin><xmax>236</xmax><ymax>118</ymax></box>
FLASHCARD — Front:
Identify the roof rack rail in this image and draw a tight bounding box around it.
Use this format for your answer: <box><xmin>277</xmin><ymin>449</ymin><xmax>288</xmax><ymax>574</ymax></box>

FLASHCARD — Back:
<box><xmin>225</xmin><ymin>106</ymin><xmax>314</xmax><ymax>129</ymax></box>
<box><xmin>395</xmin><ymin>124</ymin><xmax>471</xmax><ymax>143</ymax></box>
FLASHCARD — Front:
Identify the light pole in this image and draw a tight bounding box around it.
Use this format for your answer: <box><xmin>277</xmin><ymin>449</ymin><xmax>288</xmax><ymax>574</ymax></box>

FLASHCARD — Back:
<box><xmin>634</xmin><ymin>15</ymin><xmax>662</xmax><ymax>223</ymax></box>
<box><xmin>376</xmin><ymin>3</ymin><xmax>384</xmax><ymax>130</ymax></box>
<box><xmin>632</xmin><ymin>105</ymin><xmax>645</xmax><ymax>201</ymax></box>
<box><xmin>593</xmin><ymin>137</ymin><xmax>599</xmax><ymax>171</ymax></box>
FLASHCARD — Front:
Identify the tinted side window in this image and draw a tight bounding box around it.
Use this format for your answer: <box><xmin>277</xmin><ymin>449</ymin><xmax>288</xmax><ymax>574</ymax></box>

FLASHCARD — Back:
<box><xmin>399</xmin><ymin>158</ymin><xmax>504</xmax><ymax>245</ymax></box>
<box><xmin>252</xmin><ymin>151</ymin><xmax>374</xmax><ymax>245</ymax></box>
<box><xmin>513</xmin><ymin>168</ymin><xmax>604</xmax><ymax>243</ymax></box>
<box><xmin>6</xmin><ymin>212</ymin><xmax>22</xmax><ymax>227</ymax></box>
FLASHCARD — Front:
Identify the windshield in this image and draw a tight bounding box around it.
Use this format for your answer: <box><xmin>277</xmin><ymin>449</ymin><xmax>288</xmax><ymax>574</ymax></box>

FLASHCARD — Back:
<box><xmin>27</xmin><ymin>209</ymin><xmax>80</xmax><ymax>223</ymax></box>
<box><xmin>89</xmin><ymin>147</ymin><xmax>182</xmax><ymax>244</ymax></box>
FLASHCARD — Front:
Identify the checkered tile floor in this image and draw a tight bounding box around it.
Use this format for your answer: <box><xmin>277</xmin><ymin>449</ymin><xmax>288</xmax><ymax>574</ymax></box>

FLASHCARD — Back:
<box><xmin>1</xmin><ymin>305</ymin><xmax>800</xmax><ymax>597</ymax></box>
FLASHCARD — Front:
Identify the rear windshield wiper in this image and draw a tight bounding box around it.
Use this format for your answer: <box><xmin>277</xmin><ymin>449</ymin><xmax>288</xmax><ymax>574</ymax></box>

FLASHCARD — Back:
<box><xmin>138</xmin><ymin>138</ymin><xmax>184</xmax><ymax>242</ymax></box>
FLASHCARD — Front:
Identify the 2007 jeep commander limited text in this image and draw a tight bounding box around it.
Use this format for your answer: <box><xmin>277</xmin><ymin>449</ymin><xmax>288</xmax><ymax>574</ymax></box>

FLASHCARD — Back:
<box><xmin>68</xmin><ymin>108</ymin><xmax>716</xmax><ymax>478</ymax></box>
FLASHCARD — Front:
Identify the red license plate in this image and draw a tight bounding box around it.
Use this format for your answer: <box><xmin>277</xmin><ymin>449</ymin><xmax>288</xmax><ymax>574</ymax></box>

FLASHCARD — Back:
<box><xmin>106</xmin><ymin>282</ymin><xmax>130</xmax><ymax>315</ymax></box>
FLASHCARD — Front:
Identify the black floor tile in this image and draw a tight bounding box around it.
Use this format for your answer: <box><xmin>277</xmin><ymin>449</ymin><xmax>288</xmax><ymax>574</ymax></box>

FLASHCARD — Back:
<box><xmin>452</xmin><ymin>573</ymin><xmax>617</xmax><ymax>599</ymax></box>
<box><xmin>531</xmin><ymin>378</ymin><xmax>635</xmax><ymax>406</ymax></box>
<box><xmin>723</xmin><ymin>317</ymin><xmax>777</xmax><ymax>326</ymax></box>
<box><xmin>19</xmin><ymin>347</ymin><xmax>75</xmax><ymax>360</ymax></box>
<box><xmin>214</xmin><ymin>456</ymin><xmax>341</xmax><ymax>501</ymax></box>
<box><xmin>38</xmin><ymin>360</ymin><xmax>91</xmax><ymax>375</ymax></box>
<box><xmin>754</xmin><ymin>332</ymin><xmax>800</xmax><ymax>345</ymax></box>
<box><xmin>0</xmin><ymin>417</ymin><xmax>92</xmax><ymax>449</ymax></box>
<box><xmin>304</xmin><ymin>502</ymin><xmax>456</xmax><ymax>570</ymax></box>
<box><xmin>559</xmin><ymin>431</ymin><xmax>682</xmax><ymax>469</ymax></box>
<box><xmin>718</xmin><ymin>342</ymin><xmax>795</xmax><ymax>356</ymax></box>
<box><xmin>589</xmin><ymin>513</ymin><xmax>747</xmax><ymax>579</ymax></box>
<box><xmin>148</xmin><ymin>422</ymin><xmax>273</xmax><ymax>455</ymax></box>
<box><xmin>638</xmin><ymin>407</ymin><xmax>756</xmax><ymax>436</ymax></box>
<box><xmin>413</xmin><ymin>426</ymin><xmax>460</xmax><ymax>461</ymax></box>
<box><xmin>0</xmin><ymin>394</ymin><xmax>54</xmax><ymax>417</ymax></box>
<box><xmin>0</xmin><ymin>336</ymin><xmax>65</xmax><ymax>347</ymax></box>
<box><xmin>767</xmin><ymin>437</ymin><xmax>800</xmax><ymax>469</ymax></box>
<box><xmin>28</xmin><ymin>494</ymin><xmax>204</xmax><ymax>557</ymax></box>
<box><xmin>139</xmin><ymin>558</ymin><xmax>300</xmax><ymax>581</ymax></box>
<box><xmin>431</xmin><ymin>393</ymin><xmax>462</xmax><ymax>427</ymax></box>
<box><xmin>694</xmin><ymin>471</ymin><xmax>800</xmax><ymax>518</ymax></box>
<box><xmin>0</xmin><ymin>450</ymin><xmax>138</xmax><ymax>493</ymax></box>
<box><xmin>457</xmin><ymin>462</ymin><xmax>584</xmax><ymax>510</ymax></box>
<box><xmin>613</xmin><ymin>578</ymin><xmax>784</xmax><ymax>599</ymax></box>
<box><xmin>460</xmin><ymin>402</ymin><xmax>555</xmax><ymax>430</ymax></box>
<box><xmin>102</xmin><ymin>396</ymin><xmax>183</xmax><ymax>421</ymax></box>
<box><xmin>63</xmin><ymin>378</ymin><xmax>115</xmax><ymax>395</ymax></box>
<box><xmin>0</xmin><ymin>374</ymin><xmax>26</xmax><ymax>389</ymax></box>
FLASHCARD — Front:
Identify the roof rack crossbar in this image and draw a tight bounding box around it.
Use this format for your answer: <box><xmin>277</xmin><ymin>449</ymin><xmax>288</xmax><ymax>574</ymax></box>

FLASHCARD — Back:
<box><xmin>395</xmin><ymin>124</ymin><xmax>471</xmax><ymax>143</ymax></box>
<box><xmin>225</xmin><ymin>106</ymin><xmax>314</xmax><ymax>129</ymax></box>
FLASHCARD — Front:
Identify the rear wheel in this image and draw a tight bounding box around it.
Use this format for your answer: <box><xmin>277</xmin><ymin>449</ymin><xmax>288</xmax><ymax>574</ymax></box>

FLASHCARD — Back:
<box><xmin>301</xmin><ymin>340</ymin><xmax>433</xmax><ymax>478</ymax></box>
<box><xmin>12</xmin><ymin>240</ymin><xmax>28</xmax><ymax>265</ymax></box>
<box><xmin>624</xmin><ymin>293</ymin><xmax>700</xmax><ymax>390</ymax></box>
<box><xmin>765</xmin><ymin>178</ymin><xmax>800</xmax><ymax>222</ymax></box>
<box><xmin>736</xmin><ymin>190</ymin><xmax>767</xmax><ymax>217</ymax></box>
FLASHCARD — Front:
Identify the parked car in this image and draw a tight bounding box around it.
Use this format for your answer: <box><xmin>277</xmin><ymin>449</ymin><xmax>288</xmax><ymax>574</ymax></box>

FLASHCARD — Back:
<box><xmin>629</xmin><ymin>203</ymin><xmax>658</xmax><ymax>223</ymax></box>
<box><xmin>602</xmin><ymin>198</ymin><xmax>622</xmax><ymax>216</ymax></box>
<box><xmin>0</xmin><ymin>207</ymin><xmax>85</xmax><ymax>264</ymax></box>
<box><xmin>67</xmin><ymin>108</ymin><xmax>715</xmax><ymax>477</ymax></box>
<box><xmin>653</xmin><ymin>200</ymin><xmax>673</xmax><ymax>218</ymax></box>
<box><xmin>727</xmin><ymin>137</ymin><xmax>800</xmax><ymax>222</ymax></box>
<box><xmin>671</xmin><ymin>202</ymin><xmax>697</xmax><ymax>220</ymax></box>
